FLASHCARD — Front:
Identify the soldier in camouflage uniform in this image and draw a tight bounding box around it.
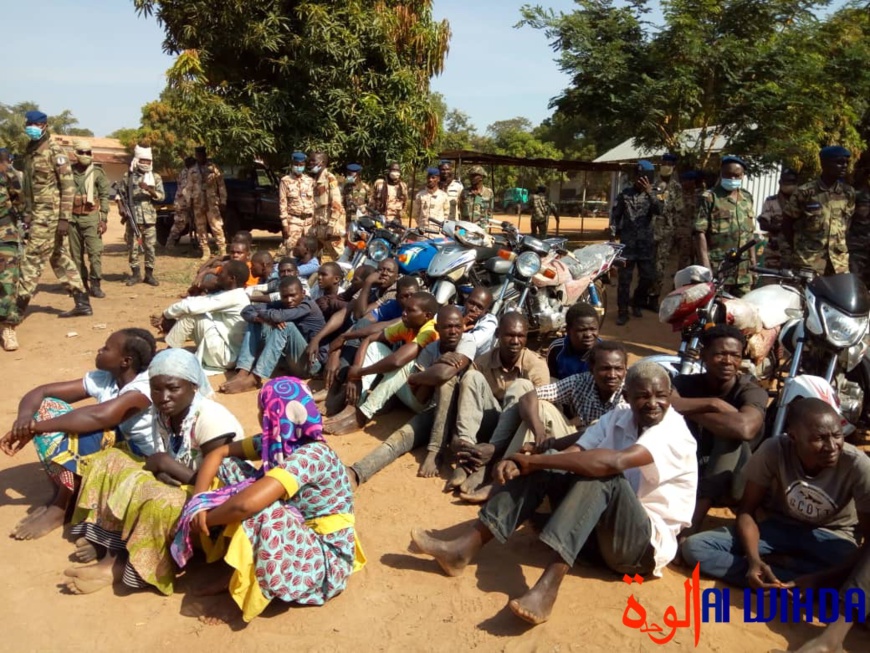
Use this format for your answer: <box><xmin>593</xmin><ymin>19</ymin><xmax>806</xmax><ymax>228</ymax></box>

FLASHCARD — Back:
<box><xmin>783</xmin><ymin>146</ymin><xmax>855</xmax><ymax>276</ymax></box>
<box><xmin>166</xmin><ymin>156</ymin><xmax>196</xmax><ymax>251</ymax></box>
<box><xmin>342</xmin><ymin>163</ymin><xmax>370</xmax><ymax>218</ymax></box>
<box><xmin>648</xmin><ymin>153</ymin><xmax>684</xmax><ymax>309</ymax></box>
<box><xmin>188</xmin><ymin>146</ymin><xmax>227</xmax><ymax>259</ymax></box>
<box><xmin>308</xmin><ymin>151</ymin><xmax>346</xmax><ymax>260</ymax></box>
<box><xmin>119</xmin><ymin>143</ymin><xmax>164</xmax><ymax>286</ymax></box>
<box><xmin>0</xmin><ymin>149</ymin><xmax>23</xmax><ymax>351</ymax></box>
<box><xmin>694</xmin><ymin>155</ymin><xmax>756</xmax><ymax>297</ymax></box>
<box><xmin>460</xmin><ymin>165</ymin><xmax>494</xmax><ymax>228</ymax></box>
<box><xmin>847</xmin><ymin>161</ymin><xmax>869</xmax><ymax>286</ymax></box>
<box><xmin>610</xmin><ymin>160</ymin><xmax>661</xmax><ymax>325</ymax></box>
<box><xmin>279</xmin><ymin>151</ymin><xmax>315</xmax><ymax>253</ymax></box>
<box><xmin>372</xmin><ymin>162</ymin><xmax>409</xmax><ymax>221</ymax></box>
<box><xmin>674</xmin><ymin>171</ymin><xmax>704</xmax><ymax>270</ymax></box>
<box><xmin>530</xmin><ymin>185</ymin><xmax>558</xmax><ymax>238</ymax></box>
<box><xmin>757</xmin><ymin>169</ymin><xmax>798</xmax><ymax>270</ymax></box>
<box><xmin>69</xmin><ymin>139</ymin><xmax>110</xmax><ymax>298</ymax></box>
<box><xmin>17</xmin><ymin>110</ymin><xmax>92</xmax><ymax>320</ymax></box>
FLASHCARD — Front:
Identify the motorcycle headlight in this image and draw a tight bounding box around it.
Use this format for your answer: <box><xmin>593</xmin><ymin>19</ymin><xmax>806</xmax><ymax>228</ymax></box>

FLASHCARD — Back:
<box><xmin>515</xmin><ymin>251</ymin><xmax>542</xmax><ymax>278</ymax></box>
<box><xmin>820</xmin><ymin>301</ymin><xmax>869</xmax><ymax>348</ymax></box>
<box><xmin>367</xmin><ymin>238</ymin><xmax>391</xmax><ymax>262</ymax></box>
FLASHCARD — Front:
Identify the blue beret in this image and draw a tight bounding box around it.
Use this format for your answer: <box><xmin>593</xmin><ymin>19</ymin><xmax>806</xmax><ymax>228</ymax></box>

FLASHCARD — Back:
<box><xmin>426</xmin><ymin>167</ymin><xmax>440</xmax><ymax>176</ymax></box>
<box><xmin>291</xmin><ymin>151</ymin><xmax>307</xmax><ymax>162</ymax></box>
<box><xmin>820</xmin><ymin>145</ymin><xmax>851</xmax><ymax>160</ymax></box>
<box><xmin>637</xmin><ymin>160</ymin><xmax>655</xmax><ymax>172</ymax></box>
<box><xmin>25</xmin><ymin>110</ymin><xmax>47</xmax><ymax>124</ymax></box>
<box><xmin>662</xmin><ymin>153</ymin><xmax>678</xmax><ymax>163</ymax></box>
<box><xmin>721</xmin><ymin>155</ymin><xmax>747</xmax><ymax>169</ymax></box>
<box><xmin>346</xmin><ymin>163</ymin><xmax>362</xmax><ymax>172</ymax></box>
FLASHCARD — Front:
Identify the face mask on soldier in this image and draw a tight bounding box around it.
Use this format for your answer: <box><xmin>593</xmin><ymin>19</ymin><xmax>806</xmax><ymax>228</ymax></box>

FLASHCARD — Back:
<box><xmin>76</xmin><ymin>152</ymin><xmax>93</xmax><ymax>166</ymax></box>
<box><xmin>388</xmin><ymin>171</ymin><xmax>400</xmax><ymax>181</ymax></box>
<box><xmin>292</xmin><ymin>165</ymin><xmax>305</xmax><ymax>175</ymax></box>
<box><xmin>137</xmin><ymin>162</ymin><xmax>153</xmax><ymax>173</ymax></box>
<box><xmin>659</xmin><ymin>165</ymin><xmax>674</xmax><ymax>177</ymax></box>
<box><xmin>25</xmin><ymin>125</ymin><xmax>43</xmax><ymax>141</ymax></box>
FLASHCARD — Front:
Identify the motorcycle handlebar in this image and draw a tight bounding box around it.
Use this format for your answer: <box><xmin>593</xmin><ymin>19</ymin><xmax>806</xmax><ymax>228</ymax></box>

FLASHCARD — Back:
<box><xmin>751</xmin><ymin>266</ymin><xmax>794</xmax><ymax>278</ymax></box>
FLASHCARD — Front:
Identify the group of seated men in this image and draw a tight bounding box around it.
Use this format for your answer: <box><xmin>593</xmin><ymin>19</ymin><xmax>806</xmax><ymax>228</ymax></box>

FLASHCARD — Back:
<box><xmin>148</xmin><ymin>235</ymin><xmax>870</xmax><ymax>647</ymax></box>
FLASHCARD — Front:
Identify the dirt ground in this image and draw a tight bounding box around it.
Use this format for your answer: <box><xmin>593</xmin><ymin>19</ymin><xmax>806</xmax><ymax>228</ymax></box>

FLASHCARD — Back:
<box><xmin>1</xmin><ymin>211</ymin><xmax>868</xmax><ymax>653</ymax></box>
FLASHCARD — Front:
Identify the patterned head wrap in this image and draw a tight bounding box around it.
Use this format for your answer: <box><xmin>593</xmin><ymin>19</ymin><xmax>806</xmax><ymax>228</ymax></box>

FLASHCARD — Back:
<box><xmin>258</xmin><ymin>377</ymin><xmax>324</xmax><ymax>469</ymax></box>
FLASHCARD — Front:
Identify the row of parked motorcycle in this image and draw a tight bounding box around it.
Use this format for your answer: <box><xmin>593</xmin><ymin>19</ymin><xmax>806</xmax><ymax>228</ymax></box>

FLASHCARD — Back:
<box><xmin>644</xmin><ymin>240</ymin><xmax>870</xmax><ymax>443</ymax></box>
<box><xmin>336</xmin><ymin>212</ymin><xmax>623</xmax><ymax>337</ymax></box>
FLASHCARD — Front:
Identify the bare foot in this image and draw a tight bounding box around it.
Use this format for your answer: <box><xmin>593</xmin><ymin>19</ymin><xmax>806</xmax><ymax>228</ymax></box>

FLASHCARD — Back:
<box><xmin>417</xmin><ymin>452</ymin><xmax>441</xmax><ymax>478</ymax></box>
<box><xmin>11</xmin><ymin>506</ymin><xmax>47</xmax><ymax>533</ymax></box>
<box><xmin>73</xmin><ymin>538</ymin><xmax>99</xmax><ymax>563</ymax></box>
<box><xmin>323</xmin><ymin>405</ymin><xmax>365</xmax><ymax>436</ymax></box>
<box><xmin>508</xmin><ymin>561</ymin><xmax>569</xmax><ymax>626</ymax></box>
<box><xmin>11</xmin><ymin>505</ymin><xmax>65</xmax><ymax>540</ymax></box>
<box><xmin>459</xmin><ymin>483</ymin><xmax>495</xmax><ymax>505</ymax></box>
<box><xmin>63</xmin><ymin>556</ymin><xmax>122</xmax><ymax>594</ymax></box>
<box><xmin>219</xmin><ymin>372</ymin><xmax>259</xmax><ymax>394</ymax></box>
<box><xmin>459</xmin><ymin>466</ymin><xmax>487</xmax><ymax>494</ymax></box>
<box><xmin>410</xmin><ymin>528</ymin><xmax>471</xmax><ymax>577</ymax></box>
<box><xmin>444</xmin><ymin>466</ymin><xmax>467</xmax><ymax>492</ymax></box>
<box><xmin>346</xmin><ymin>466</ymin><xmax>360</xmax><ymax>490</ymax></box>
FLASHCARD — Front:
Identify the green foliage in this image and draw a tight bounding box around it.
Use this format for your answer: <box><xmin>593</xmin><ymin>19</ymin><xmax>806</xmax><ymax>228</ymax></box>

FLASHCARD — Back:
<box><xmin>137</xmin><ymin>90</ymin><xmax>199</xmax><ymax>176</ymax></box>
<box><xmin>0</xmin><ymin>102</ymin><xmax>93</xmax><ymax>156</ymax></box>
<box><xmin>107</xmin><ymin>127</ymin><xmax>140</xmax><ymax>148</ymax></box>
<box><xmin>520</xmin><ymin>0</ymin><xmax>870</xmax><ymax>174</ymax></box>
<box><xmin>133</xmin><ymin>0</ymin><xmax>450</xmax><ymax>172</ymax></box>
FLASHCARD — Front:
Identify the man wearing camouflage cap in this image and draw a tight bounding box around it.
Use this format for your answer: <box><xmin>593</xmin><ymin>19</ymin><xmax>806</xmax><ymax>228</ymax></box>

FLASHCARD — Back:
<box><xmin>69</xmin><ymin>139</ymin><xmax>110</xmax><ymax>298</ymax></box>
<box><xmin>18</xmin><ymin>110</ymin><xmax>92</xmax><ymax>320</ymax></box>
<box><xmin>460</xmin><ymin>165</ymin><xmax>494</xmax><ymax>228</ymax></box>
<box><xmin>279</xmin><ymin>151</ymin><xmax>315</xmax><ymax>253</ymax></box>
<box><xmin>783</xmin><ymin>145</ymin><xmax>856</xmax><ymax>275</ymax></box>
<box><xmin>0</xmin><ymin>148</ymin><xmax>24</xmax><ymax>350</ymax></box>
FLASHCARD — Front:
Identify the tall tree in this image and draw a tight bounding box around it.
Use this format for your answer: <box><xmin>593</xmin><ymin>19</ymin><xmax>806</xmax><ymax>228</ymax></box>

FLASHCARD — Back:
<box><xmin>133</xmin><ymin>0</ymin><xmax>450</xmax><ymax>171</ymax></box>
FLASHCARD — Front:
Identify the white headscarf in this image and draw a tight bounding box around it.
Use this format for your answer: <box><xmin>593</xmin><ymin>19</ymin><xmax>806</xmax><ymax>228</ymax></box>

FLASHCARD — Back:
<box><xmin>131</xmin><ymin>144</ymin><xmax>155</xmax><ymax>186</ymax></box>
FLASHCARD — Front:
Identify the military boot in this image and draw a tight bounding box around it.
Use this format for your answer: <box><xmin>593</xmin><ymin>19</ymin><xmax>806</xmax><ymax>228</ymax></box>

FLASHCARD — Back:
<box><xmin>89</xmin><ymin>279</ymin><xmax>106</xmax><ymax>299</ymax></box>
<box><xmin>646</xmin><ymin>294</ymin><xmax>660</xmax><ymax>312</ymax></box>
<box><xmin>59</xmin><ymin>291</ymin><xmax>93</xmax><ymax>318</ymax></box>
<box><xmin>125</xmin><ymin>267</ymin><xmax>142</xmax><ymax>286</ymax></box>
<box><xmin>143</xmin><ymin>268</ymin><xmax>160</xmax><ymax>287</ymax></box>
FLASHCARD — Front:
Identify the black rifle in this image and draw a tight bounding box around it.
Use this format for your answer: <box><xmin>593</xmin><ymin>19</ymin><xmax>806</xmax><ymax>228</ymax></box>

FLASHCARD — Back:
<box><xmin>113</xmin><ymin>176</ymin><xmax>144</xmax><ymax>254</ymax></box>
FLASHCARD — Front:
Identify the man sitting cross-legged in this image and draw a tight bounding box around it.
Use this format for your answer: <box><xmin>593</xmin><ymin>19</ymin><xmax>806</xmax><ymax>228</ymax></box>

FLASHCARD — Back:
<box><xmin>323</xmin><ymin>291</ymin><xmax>439</xmax><ymax>434</ymax></box>
<box><xmin>456</xmin><ymin>340</ymin><xmax>629</xmax><ymax>503</ymax></box>
<box><xmin>151</xmin><ymin>260</ymin><xmax>250</xmax><ymax>371</ymax></box>
<box><xmin>681</xmin><ymin>398</ymin><xmax>870</xmax><ymax>590</ymax></box>
<box><xmin>410</xmin><ymin>361</ymin><xmax>697</xmax><ymax>626</ymax></box>
<box><xmin>348</xmin><ymin>305</ymin><xmax>477</xmax><ymax>484</ymax></box>
<box><xmin>670</xmin><ymin>324</ymin><xmax>767</xmax><ymax>537</ymax></box>
<box><xmin>219</xmin><ymin>276</ymin><xmax>325</xmax><ymax>393</ymax></box>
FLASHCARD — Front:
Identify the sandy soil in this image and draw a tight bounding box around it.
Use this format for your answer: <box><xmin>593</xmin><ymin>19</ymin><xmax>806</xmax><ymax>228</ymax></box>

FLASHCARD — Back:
<box><xmin>1</xmin><ymin>211</ymin><xmax>868</xmax><ymax>653</ymax></box>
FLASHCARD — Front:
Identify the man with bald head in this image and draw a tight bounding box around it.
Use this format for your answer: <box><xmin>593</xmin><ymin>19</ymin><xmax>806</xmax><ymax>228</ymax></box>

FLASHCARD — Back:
<box><xmin>69</xmin><ymin>140</ymin><xmax>110</xmax><ymax>299</ymax></box>
<box><xmin>410</xmin><ymin>361</ymin><xmax>697</xmax><ymax>626</ymax></box>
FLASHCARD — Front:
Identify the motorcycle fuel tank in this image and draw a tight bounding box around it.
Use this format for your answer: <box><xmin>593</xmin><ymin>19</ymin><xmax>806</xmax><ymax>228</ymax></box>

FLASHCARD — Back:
<box><xmin>427</xmin><ymin>244</ymin><xmax>477</xmax><ymax>278</ymax></box>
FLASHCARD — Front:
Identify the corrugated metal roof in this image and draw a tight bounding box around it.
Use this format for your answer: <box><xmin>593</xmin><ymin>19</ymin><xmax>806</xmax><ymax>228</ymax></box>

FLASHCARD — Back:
<box><xmin>594</xmin><ymin>127</ymin><xmax>731</xmax><ymax>163</ymax></box>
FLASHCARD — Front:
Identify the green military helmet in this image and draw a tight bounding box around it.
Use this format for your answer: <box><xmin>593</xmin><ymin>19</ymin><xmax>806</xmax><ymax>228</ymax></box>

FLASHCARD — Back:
<box><xmin>467</xmin><ymin>165</ymin><xmax>487</xmax><ymax>178</ymax></box>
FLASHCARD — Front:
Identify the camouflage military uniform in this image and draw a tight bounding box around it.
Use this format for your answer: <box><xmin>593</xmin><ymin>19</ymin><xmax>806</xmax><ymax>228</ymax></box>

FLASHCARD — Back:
<box><xmin>168</xmin><ymin>165</ymin><xmax>193</xmax><ymax>245</ymax></box>
<box><xmin>372</xmin><ymin>179</ymin><xmax>408</xmax><ymax>221</ymax></box>
<box><xmin>651</xmin><ymin>176</ymin><xmax>684</xmax><ymax>295</ymax></box>
<box><xmin>0</xmin><ymin>168</ymin><xmax>23</xmax><ymax>327</ymax></box>
<box><xmin>188</xmin><ymin>160</ymin><xmax>227</xmax><ymax>254</ymax></box>
<box><xmin>460</xmin><ymin>185</ymin><xmax>494</xmax><ymax>228</ymax></box>
<box><xmin>530</xmin><ymin>191</ymin><xmax>557</xmax><ymax>238</ymax></box>
<box><xmin>18</xmin><ymin>133</ymin><xmax>86</xmax><ymax>304</ymax></box>
<box><xmin>694</xmin><ymin>185</ymin><xmax>756</xmax><ymax>296</ymax></box>
<box><xmin>674</xmin><ymin>187</ymin><xmax>701</xmax><ymax>270</ymax></box>
<box><xmin>758</xmin><ymin>193</ymin><xmax>791</xmax><ymax>269</ymax></box>
<box><xmin>847</xmin><ymin>190</ymin><xmax>870</xmax><ymax>286</ymax></box>
<box><xmin>783</xmin><ymin>178</ymin><xmax>855</xmax><ymax>275</ymax></box>
<box><xmin>611</xmin><ymin>186</ymin><xmax>660</xmax><ymax>312</ymax></box>
<box><xmin>343</xmin><ymin>180</ymin><xmax>371</xmax><ymax>218</ymax></box>
<box><xmin>120</xmin><ymin>170</ymin><xmax>165</xmax><ymax>270</ymax></box>
<box><xmin>279</xmin><ymin>172</ymin><xmax>315</xmax><ymax>252</ymax></box>
<box><xmin>69</xmin><ymin>164</ymin><xmax>110</xmax><ymax>286</ymax></box>
<box><xmin>309</xmin><ymin>168</ymin><xmax>346</xmax><ymax>260</ymax></box>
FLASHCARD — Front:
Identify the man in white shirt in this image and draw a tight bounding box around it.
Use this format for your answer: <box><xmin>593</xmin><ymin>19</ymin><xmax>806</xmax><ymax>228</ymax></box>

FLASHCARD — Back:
<box><xmin>410</xmin><ymin>361</ymin><xmax>697</xmax><ymax>626</ymax></box>
<box><xmin>411</xmin><ymin>167</ymin><xmax>450</xmax><ymax>229</ymax></box>
<box><xmin>151</xmin><ymin>260</ymin><xmax>251</xmax><ymax>370</ymax></box>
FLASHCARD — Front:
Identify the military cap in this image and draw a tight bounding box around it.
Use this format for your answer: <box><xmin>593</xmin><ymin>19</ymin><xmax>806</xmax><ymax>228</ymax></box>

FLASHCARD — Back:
<box><xmin>426</xmin><ymin>166</ymin><xmax>440</xmax><ymax>176</ymax></box>
<box><xmin>468</xmin><ymin>165</ymin><xmax>487</xmax><ymax>177</ymax></box>
<box><xmin>291</xmin><ymin>151</ymin><xmax>307</xmax><ymax>162</ymax></box>
<box><xmin>662</xmin><ymin>153</ymin><xmax>679</xmax><ymax>163</ymax></box>
<box><xmin>820</xmin><ymin>145</ymin><xmax>851</xmax><ymax>160</ymax></box>
<box><xmin>72</xmin><ymin>139</ymin><xmax>92</xmax><ymax>152</ymax></box>
<box><xmin>24</xmin><ymin>110</ymin><xmax>48</xmax><ymax>124</ymax></box>
<box><xmin>346</xmin><ymin>163</ymin><xmax>362</xmax><ymax>172</ymax></box>
<box><xmin>720</xmin><ymin>155</ymin><xmax>747</xmax><ymax>169</ymax></box>
<box><xmin>637</xmin><ymin>160</ymin><xmax>655</xmax><ymax>172</ymax></box>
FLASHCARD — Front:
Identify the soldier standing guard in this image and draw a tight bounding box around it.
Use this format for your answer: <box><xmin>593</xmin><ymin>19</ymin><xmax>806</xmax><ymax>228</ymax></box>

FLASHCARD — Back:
<box><xmin>166</xmin><ymin>156</ymin><xmax>196</xmax><ymax>251</ymax></box>
<box><xmin>847</xmin><ymin>161</ymin><xmax>870</xmax><ymax>286</ymax></box>
<box><xmin>120</xmin><ymin>143</ymin><xmax>164</xmax><ymax>286</ymax></box>
<box><xmin>529</xmin><ymin>185</ymin><xmax>558</xmax><ymax>238</ymax></box>
<box><xmin>342</xmin><ymin>163</ymin><xmax>370</xmax><ymax>218</ymax></box>
<box><xmin>610</xmin><ymin>160</ymin><xmax>661</xmax><ymax>326</ymax></box>
<box><xmin>694</xmin><ymin>155</ymin><xmax>756</xmax><ymax>296</ymax></box>
<box><xmin>308</xmin><ymin>151</ymin><xmax>346</xmax><ymax>260</ymax></box>
<box><xmin>439</xmin><ymin>161</ymin><xmax>464</xmax><ymax>220</ymax></box>
<box><xmin>69</xmin><ymin>139</ymin><xmax>110</xmax><ymax>298</ymax></box>
<box><xmin>279</xmin><ymin>151</ymin><xmax>315</xmax><ymax>253</ymax></box>
<box><xmin>783</xmin><ymin>146</ymin><xmax>855</xmax><ymax>276</ymax></box>
<box><xmin>674</xmin><ymin>171</ymin><xmax>704</xmax><ymax>271</ymax></box>
<box><xmin>188</xmin><ymin>146</ymin><xmax>227</xmax><ymax>259</ymax></box>
<box><xmin>17</xmin><ymin>110</ymin><xmax>92</xmax><ymax>319</ymax></box>
<box><xmin>757</xmin><ymin>168</ymin><xmax>798</xmax><ymax>270</ymax></box>
<box><xmin>460</xmin><ymin>165</ymin><xmax>494</xmax><ymax>228</ymax></box>
<box><xmin>648</xmin><ymin>152</ymin><xmax>684</xmax><ymax>310</ymax></box>
<box><xmin>372</xmin><ymin>162</ymin><xmax>409</xmax><ymax>221</ymax></box>
<box><xmin>0</xmin><ymin>149</ymin><xmax>23</xmax><ymax>351</ymax></box>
